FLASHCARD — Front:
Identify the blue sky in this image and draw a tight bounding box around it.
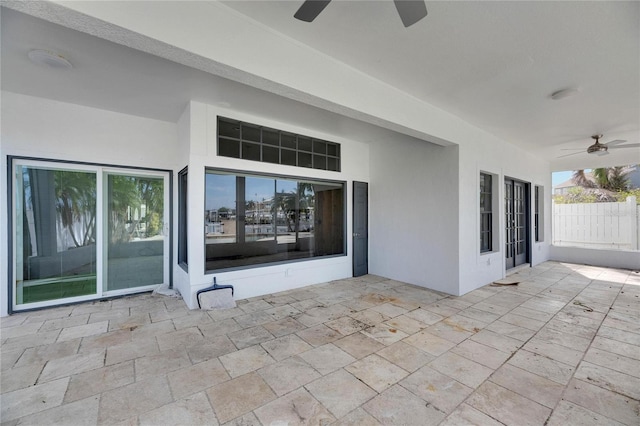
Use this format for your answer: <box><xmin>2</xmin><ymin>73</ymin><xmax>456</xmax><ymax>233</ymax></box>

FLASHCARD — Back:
<box><xmin>552</xmin><ymin>170</ymin><xmax>573</xmax><ymax>187</ymax></box>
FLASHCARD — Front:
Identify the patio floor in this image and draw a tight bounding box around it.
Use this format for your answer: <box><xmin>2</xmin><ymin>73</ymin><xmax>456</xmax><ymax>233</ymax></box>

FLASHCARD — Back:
<box><xmin>1</xmin><ymin>261</ymin><xmax>639</xmax><ymax>425</ymax></box>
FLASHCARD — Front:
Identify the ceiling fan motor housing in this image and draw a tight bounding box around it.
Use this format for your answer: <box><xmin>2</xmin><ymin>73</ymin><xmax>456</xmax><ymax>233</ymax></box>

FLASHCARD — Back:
<box><xmin>587</xmin><ymin>143</ymin><xmax>607</xmax><ymax>154</ymax></box>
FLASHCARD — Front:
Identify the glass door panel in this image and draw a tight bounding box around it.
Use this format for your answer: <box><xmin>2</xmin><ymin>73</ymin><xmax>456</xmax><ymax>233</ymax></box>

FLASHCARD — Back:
<box><xmin>105</xmin><ymin>173</ymin><xmax>166</xmax><ymax>292</ymax></box>
<box><xmin>15</xmin><ymin>165</ymin><xmax>98</xmax><ymax>305</ymax></box>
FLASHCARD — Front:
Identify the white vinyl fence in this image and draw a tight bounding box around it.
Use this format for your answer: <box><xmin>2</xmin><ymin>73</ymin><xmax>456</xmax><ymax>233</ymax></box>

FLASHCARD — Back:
<box><xmin>553</xmin><ymin>196</ymin><xmax>639</xmax><ymax>250</ymax></box>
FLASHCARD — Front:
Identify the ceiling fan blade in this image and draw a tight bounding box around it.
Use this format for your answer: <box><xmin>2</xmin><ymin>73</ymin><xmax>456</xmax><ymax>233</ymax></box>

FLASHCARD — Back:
<box><xmin>560</xmin><ymin>148</ymin><xmax>584</xmax><ymax>151</ymax></box>
<box><xmin>596</xmin><ymin>150</ymin><xmax>610</xmax><ymax>156</ymax></box>
<box><xmin>609</xmin><ymin>143</ymin><xmax>640</xmax><ymax>149</ymax></box>
<box><xmin>294</xmin><ymin>0</ymin><xmax>331</xmax><ymax>22</ymax></box>
<box><xmin>557</xmin><ymin>151</ymin><xmax>584</xmax><ymax>158</ymax></box>
<box><xmin>603</xmin><ymin>139</ymin><xmax>627</xmax><ymax>147</ymax></box>
<box><xmin>394</xmin><ymin>0</ymin><xmax>427</xmax><ymax>27</ymax></box>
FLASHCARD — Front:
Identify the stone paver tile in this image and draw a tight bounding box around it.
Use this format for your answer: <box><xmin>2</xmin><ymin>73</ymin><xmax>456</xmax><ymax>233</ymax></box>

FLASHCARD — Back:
<box><xmin>345</xmin><ymin>354</ymin><xmax>408</xmax><ymax>392</ymax></box>
<box><xmin>221</xmin><ymin>412</ymin><xmax>261</xmax><ymax>426</ymax></box>
<box><xmin>425</xmin><ymin>320</ymin><xmax>474</xmax><ymax>344</ymax></box>
<box><xmin>519</xmin><ymin>296</ymin><xmax>566</xmax><ymax>314</ymax></box>
<box><xmin>88</xmin><ymin>308</ymin><xmax>130</xmax><ymax>324</ymax></box>
<box><xmin>451</xmin><ymin>339</ymin><xmax>511</xmax><ymax>370</ymax></box>
<box><xmin>219</xmin><ymin>345</ymin><xmax>275</xmax><ymax>378</ymax></box>
<box><xmin>429</xmin><ymin>351</ymin><xmax>494</xmax><ymax>388</ymax></box>
<box><xmin>457</xmin><ymin>306</ymin><xmax>501</xmax><ymax>324</ymax></box>
<box><xmin>98</xmin><ymin>375</ymin><xmax>173</xmax><ymax>424</ymax></box>
<box><xmin>400</xmin><ymin>364</ymin><xmax>473</xmax><ymax>414</ymax></box>
<box><xmin>325</xmin><ymin>316</ymin><xmax>369</xmax><ymax>336</ymax></box>
<box><xmin>334</xmin><ymin>332</ymin><xmax>385</xmax><ymax>359</ymax></box>
<box><xmin>1</xmin><ymin>349</ymin><xmax>23</xmax><ymax>371</ymax></box>
<box><xmin>13</xmin><ymin>339</ymin><xmax>81</xmax><ymax>369</ymax></box>
<box><xmin>206</xmin><ymin>307</ymin><xmax>244</xmax><ymax>322</ymax></box>
<box><xmin>39</xmin><ymin>315</ymin><xmax>89</xmax><ymax>333</ymax></box>
<box><xmin>186</xmin><ymin>334</ymin><xmax>237</xmax><ymax>364</ymax></box>
<box><xmin>65</xmin><ymin>361</ymin><xmax>134</xmax><ymax>403</ymax></box>
<box><xmin>490</xmin><ymin>363</ymin><xmax>565</xmax><ymax>408</ymax></box>
<box><xmin>260</xmin><ymin>334</ymin><xmax>312</xmax><ymax>361</ymax></box>
<box><xmin>509</xmin><ymin>306</ymin><xmax>555</xmax><ymax>322</ymax></box>
<box><xmin>376</xmin><ymin>341</ymin><xmax>433</xmax><ymax>373</ymax></box>
<box><xmin>545</xmin><ymin>317</ymin><xmax>598</xmax><ymax>340</ymax></box>
<box><xmin>254</xmin><ymin>387</ymin><xmax>335</xmax><ymax>425</ymax></box>
<box><xmin>295</xmin><ymin>324</ymin><xmax>342</xmax><ymax>347</ymax></box>
<box><xmin>535</xmin><ymin>327</ymin><xmax>592</xmax><ymax>352</ymax></box>
<box><xmin>12</xmin><ymin>394</ymin><xmax>100</xmax><ymax>426</ymax></box>
<box><xmin>38</xmin><ymin>350</ymin><xmax>105</xmax><ymax>383</ymax></box>
<box><xmin>498</xmin><ymin>312</ymin><xmax>546</xmax><ymax>331</ymax></box>
<box><xmin>602</xmin><ymin>315</ymin><xmax>640</xmax><ymax>335</ymax></box>
<box><xmin>403</xmin><ymin>331</ymin><xmax>456</xmax><ymax>356</ymax></box>
<box><xmin>383</xmin><ymin>315</ymin><xmax>427</xmax><ymax>335</ymax></box>
<box><xmin>469</xmin><ymin>301</ymin><xmax>511</xmax><ymax>316</ymax></box>
<box><xmin>0</xmin><ymin>315</ymin><xmax>27</xmax><ymax>328</ymax></box>
<box><xmin>79</xmin><ymin>329</ymin><xmax>132</xmax><ymax>353</ymax></box>
<box><xmin>105</xmin><ymin>338</ymin><xmax>159</xmax><ymax>366</ymax></box>
<box><xmin>228</xmin><ymin>325</ymin><xmax>274</xmax><ymax>350</ymax></box>
<box><xmin>508</xmin><ymin>349</ymin><xmax>575</xmax><ymax>385</ymax></box>
<box><xmin>564</xmin><ymin>379</ymin><xmax>639</xmax><ymax>426</ymax></box>
<box><xmin>333</xmin><ymin>407</ymin><xmax>382</xmax><ymax>425</ymax></box>
<box><xmin>522</xmin><ymin>338</ymin><xmax>584</xmax><ymax>367</ymax></box>
<box><xmin>591</xmin><ymin>336</ymin><xmax>640</xmax><ymax>361</ymax></box>
<box><xmin>56</xmin><ymin>321</ymin><xmax>108</xmax><ymax>343</ymax></box>
<box><xmin>263</xmin><ymin>317</ymin><xmax>307</xmax><ymax>337</ymax></box>
<box><xmin>574</xmin><ymin>361</ymin><xmax>640</xmax><ymax>400</ymax></box>
<box><xmin>0</xmin><ymin>377</ymin><xmax>69</xmax><ymax>422</ymax></box>
<box><xmin>361</xmin><ymin>324</ymin><xmax>409</xmax><ymax>346</ymax></box>
<box><xmin>584</xmin><ymin>347</ymin><xmax>640</xmax><ymax>379</ymax></box>
<box><xmin>134</xmin><ymin>347</ymin><xmax>192</xmax><ymax>381</ymax></box>
<box><xmin>299</xmin><ymin>343</ymin><xmax>356</xmax><ymax>376</ymax></box>
<box><xmin>404</xmin><ymin>308</ymin><xmax>444</xmax><ymax>325</ymax></box>
<box><xmin>167</xmin><ymin>358</ymin><xmax>230</xmax><ymax>400</ymax></box>
<box><xmin>370</xmin><ymin>303</ymin><xmax>408</xmax><ymax>318</ymax></box>
<box><xmin>363</xmin><ymin>384</ymin><xmax>446</xmax><ymax>426</ymax></box>
<box><xmin>139</xmin><ymin>391</ymin><xmax>218</xmax><ymax>426</ymax></box>
<box><xmin>485</xmin><ymin>320</ymin><xmax>536</xmax><ymax>341</ymax></box>
<box><xmin>198</xmin><ymin>318</ymin><xmax>243</xmax><ymax>339</ymax></box>
<box><xmin>0</xmin><ymin>363</ymin><xmax>43</xmax><ymax>393</ymax></box>
<box><xmin>171</xmin><ymin>311</ymin><xmax>213</xmax><ymax>330</ymax></box>
<box><xmin>423</xmin><ymin>302</ymin><xmax>462</xmax><ymax>317</ymax></box>
<box><xmin>232</xmin><ymin>311</ymin><xmax>275</xmax><ymax>329</ymax></box>
<box><xmin>258</xmin><ymin>356</ymin><xmax>320</xmax><ymax>396</ymax></box>
<box><xmin>349</xmin><ymin>309</ymin><xmax>391</xmax><ymax>327</ymax></box>
<box><xmin>546</xmin><ymin>400</ymin><xmax>626</xmax><ymax>426</ymax></box>
<box><xmin>598</xmin><ymin>325</ymin><xmax>640</xmax><ymax>345</ymax></box>
<box><xmin>264</xmin><ymin>304</ymin><xmax>301</xmax><ymax>322</ymax></box>
<box><xmin>305</xmin><ymin>369</ymin><xmax>377</xmax><ymax>418</ymax></box>
<box><xmin>469</xmin><ymin>329</ymin><xmax>522</xmax><ymax>353</ymax></box>
<box><xmin>155</xmin><ymin>326</ymin><xmax>204</xmax><ymax>351</ymax></box>
<box><xmin>207</xmin><ymin>372</ymin><xmax>276</xmax><ymax>424</ymax></box>
<box><xmin>1</xmin><ymin>330</ymin><xmax>61</xmax><ymax>354</ymax></box>
<box><xmin>467</xmin><ymin>381</ymin><xmax>551</xmax><ymax>426</ymax></box>
<box><xmin>129</xmin><ymin>319</ymin><xmax>175</xmax><ymax>341</ymax></box>
<box><xmin>440</xmin><ymin>403</ymin><xmax>504</xmax><ymax>426</ymax></box>
<box><xmin>239</xmin><ymin>299</ymin><xmax>272</xmax><ymax>314</ymax></box>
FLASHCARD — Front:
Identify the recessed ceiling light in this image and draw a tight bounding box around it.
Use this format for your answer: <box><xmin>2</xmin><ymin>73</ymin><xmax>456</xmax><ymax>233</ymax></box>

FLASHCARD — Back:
<box><xmin>27</xmin><ymin>49</ymin><xmax>73</xmax><ymax>69</ymax></box>
<box><xmin>550</xmin><ymin>87</ymin><xmax>580</xmax><ymax>100</ymax></box>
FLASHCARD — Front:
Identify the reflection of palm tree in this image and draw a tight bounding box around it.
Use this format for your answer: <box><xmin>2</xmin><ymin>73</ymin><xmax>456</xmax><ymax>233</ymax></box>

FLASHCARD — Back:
<box><xmin>54</xmin><ymin>170</ymin><xmax>97</xmax><ymax>247</ymax></box>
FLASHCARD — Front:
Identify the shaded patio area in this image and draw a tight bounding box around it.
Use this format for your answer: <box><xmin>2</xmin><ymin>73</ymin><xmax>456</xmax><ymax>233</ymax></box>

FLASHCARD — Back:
<box><xmin>1</xmin><ymin>261</ymin><xmax>639</xmax><ymax>425</ymax></box>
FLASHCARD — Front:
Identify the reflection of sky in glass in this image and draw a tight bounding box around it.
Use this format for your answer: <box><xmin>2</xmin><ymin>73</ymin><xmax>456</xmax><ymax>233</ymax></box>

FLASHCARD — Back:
<box><xmin>246</xmin><ymin>177</ymin><xmax>276</xmax><ymax>202</ymax></box>
<box><xmin>277</xmin><ymin>179</ymin><xmax>297</xmax><ymax>194</ymax></box>
<box><xmin>206</xmin><ymin>174</ymin><xmax>235</xmax><ymax>210</ymax></box>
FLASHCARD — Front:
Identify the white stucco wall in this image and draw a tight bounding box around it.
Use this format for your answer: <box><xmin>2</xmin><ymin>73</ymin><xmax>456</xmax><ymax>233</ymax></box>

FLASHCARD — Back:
<box><xmin>179</xmin><ymin>102</ymin><xmax>371</xmax><ymax>308</ymax></box>
<box><xmin>368</xmin><ymin>137</ymin><xmax>460</xmax><ymax>294</ymax></box>
<box><xmin>0</xmin><ymin>91</ymin><xmax>178</xmax><ymax>316</ymax></box>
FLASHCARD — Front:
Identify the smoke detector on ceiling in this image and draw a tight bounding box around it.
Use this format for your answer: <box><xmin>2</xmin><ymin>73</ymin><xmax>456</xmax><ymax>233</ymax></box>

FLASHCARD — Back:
<box><xmin>27</xmin><ymin>49</ymin><xmax>73</xmax><ymax>69</ymax></box>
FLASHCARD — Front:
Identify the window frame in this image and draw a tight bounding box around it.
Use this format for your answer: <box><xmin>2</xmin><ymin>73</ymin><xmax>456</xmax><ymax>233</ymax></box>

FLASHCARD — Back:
<box><xmin>480</xmin><ymin>172</ymin><xmax>493</xmax><ymax>253</ymax></box>
<box><xmin>178</xmin><ymin>166</ymin><xmax>188</xmax><ymax>269</ymax></box>
<box><xmin>204</xmin><ymin>167</ymin><xmax>347</xmax><ymax>273</ymax></box>
<box><xmin>217</xmin><ymin>116</ymin><xmax>341</xmax><ymax>172</ymax></box>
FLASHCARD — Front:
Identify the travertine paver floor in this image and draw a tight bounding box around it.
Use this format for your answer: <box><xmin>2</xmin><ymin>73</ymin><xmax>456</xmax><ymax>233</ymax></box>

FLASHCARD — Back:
<box><xmin>1</xmin><ymin>261</ymin><xmax>639</xmax><ymax>425</ymax></box>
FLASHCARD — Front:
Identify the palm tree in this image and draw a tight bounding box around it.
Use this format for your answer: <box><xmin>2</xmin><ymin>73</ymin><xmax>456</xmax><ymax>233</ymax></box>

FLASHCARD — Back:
<box><xmin>570</xmin><ymin>166</ymin><xmax>634</xmax><ymax>202</ymax></box>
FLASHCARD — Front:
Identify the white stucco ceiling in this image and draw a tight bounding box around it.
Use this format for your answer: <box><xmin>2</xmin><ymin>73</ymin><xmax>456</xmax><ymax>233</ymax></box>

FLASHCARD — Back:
<box><xmin>2</xmin><ymin>1</ymin><xmax>639</xmax><ymax>171</ymax></box>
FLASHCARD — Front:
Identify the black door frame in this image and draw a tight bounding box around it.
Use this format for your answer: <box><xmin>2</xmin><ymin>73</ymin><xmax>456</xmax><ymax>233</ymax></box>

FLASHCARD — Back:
<box><xmin>505</xmin><ymin>177</ymin><xmax>531</xmax><ymax>270</ymax></box>
<box><xmin>352</xmin><ymin>181</ymin><xmax>368</xmax><ymax>277</ymax></box>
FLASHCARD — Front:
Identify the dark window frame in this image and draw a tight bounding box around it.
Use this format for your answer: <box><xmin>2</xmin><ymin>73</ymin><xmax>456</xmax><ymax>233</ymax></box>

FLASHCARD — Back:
<box><xmin>178</xmin><ymin>167</ymin><xmax>188</xmax><ymax>269</ymax></box>
<box><xmin>217</xmin><ymin>117</ymin><xmax>341</xmax><ymax>172</ymax></box>
<box><xmin>480</xmin><ymin>172</ymin><xmax>493</xmax><ymax>253</ymax></box>
<box><xmin>534</xmin><ymin>185</ymin><xmax>543</xmax><ymax>242</ymax></box>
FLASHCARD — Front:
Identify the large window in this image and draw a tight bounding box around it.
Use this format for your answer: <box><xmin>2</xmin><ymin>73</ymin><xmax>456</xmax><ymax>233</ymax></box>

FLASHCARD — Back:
<box><xmin>205</xmin><ymin>169</ymin><xmax>345</xmax><ymax>271</ymax></box>
<box><xmin>535</xmin><ymin>185</ymin><xmax>544</xmax><ymax>242</ymax></box>
<box><xmin>218</xmin><ymin>117</ymin><xmax>341</xmax><ymax>172</ymax></box>
<box><xmin>178</xmin><ymin>167</ymin><xmax>188</xmax><ymax>267</ymax></box>
<box><xmin>480</xmin><ymin>172</ymin><xmax>493</xmax><ymax>253</ymax></box>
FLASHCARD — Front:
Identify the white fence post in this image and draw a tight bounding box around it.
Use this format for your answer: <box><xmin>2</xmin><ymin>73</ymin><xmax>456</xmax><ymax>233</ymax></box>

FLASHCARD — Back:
<box><xmin>629</xmin><ymin>196</ymin><xmax>638</xmax><ymax>250</ymax></box>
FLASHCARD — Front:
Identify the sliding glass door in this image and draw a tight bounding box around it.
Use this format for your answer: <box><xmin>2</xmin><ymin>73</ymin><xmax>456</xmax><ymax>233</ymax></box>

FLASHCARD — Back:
<box><xmin>12</xmin><ymin>159</ymin><xmax>169</xmax><ymax>311</ymax></box>
<box><xmin>105</xmin><ymin>172</ymin><xmax>167</xmax><ymax>292</ymax></box>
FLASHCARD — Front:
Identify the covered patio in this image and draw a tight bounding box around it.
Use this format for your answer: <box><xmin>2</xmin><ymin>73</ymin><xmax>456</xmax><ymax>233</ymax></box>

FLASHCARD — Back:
<box><xmin>1</xmin><ymin>261</ymin><xmax>638</xmax><ymax>425</ymax></box>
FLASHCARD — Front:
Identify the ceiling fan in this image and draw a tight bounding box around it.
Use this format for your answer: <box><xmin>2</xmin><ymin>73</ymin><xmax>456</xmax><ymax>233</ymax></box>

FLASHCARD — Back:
<box><xmin>558</xmin><ymin>134</ymin><xmax>640</xmax><ymax>158</ymax></box>
<box><xmin>294</xmin><ymin>0</ymin><xmax>428</xmax><ymax>28</ymax></box>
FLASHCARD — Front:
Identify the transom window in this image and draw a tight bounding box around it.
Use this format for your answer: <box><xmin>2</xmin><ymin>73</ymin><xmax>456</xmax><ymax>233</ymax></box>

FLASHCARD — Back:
<box><xmin>217</xmin><ymin>117</ymin><xmax>341</xmax><ymax>172</ymax></box>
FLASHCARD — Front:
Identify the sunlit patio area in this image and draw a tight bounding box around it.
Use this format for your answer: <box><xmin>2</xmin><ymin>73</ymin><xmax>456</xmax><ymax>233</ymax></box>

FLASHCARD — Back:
<box><xmin>1</xmin><ymin>261</ymin><xmax>639</xmax><ymax>425</ymax></box>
